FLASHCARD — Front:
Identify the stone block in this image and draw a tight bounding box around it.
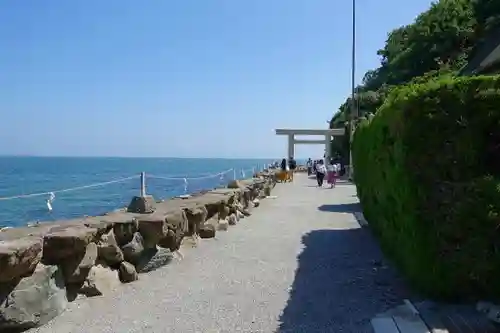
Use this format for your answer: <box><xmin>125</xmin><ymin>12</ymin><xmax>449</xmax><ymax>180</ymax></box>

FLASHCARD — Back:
<box><xmin>0</xmin><ymin>237</ymin><xmax>42</xmax><ymax>283</ymax></box>
<box><xmin>42</xmin><ymin>227</ymin><xmax>98</xmax><ymax>265</ymax></box>
<box><xmin>127</xmin><ymin>195</ymin><xmax>155</xmax><ymax>214</ymax></box>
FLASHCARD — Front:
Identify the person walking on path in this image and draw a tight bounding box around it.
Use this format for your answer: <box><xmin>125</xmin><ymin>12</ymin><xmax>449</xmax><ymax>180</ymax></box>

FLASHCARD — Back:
<box><xmin>335</xmin><ymin>162</ymin><xmax>342</xmax><ymax>180</ymax></box>
<box><xmin>326</xmin><ymin>159</ymin><xmax>337</xmax><ymax>188</ymax></box>
<box><xmin>306</xmin><ymin>158</ymin><xmax>313</xmax><ymax>176</ymax></box>
<box><xmin>315</xmin><ymin>159</ymin><xmax>327</xmax><ymax>187</ymax></box>
<box><xmin>280</xmin><ymin>158</ymin><xmax>287</xmax><ymax>172</ymax></box>
<box><xmin>279</xmin><ymin>158</ymin><xmax>290</xmax><ymax>182</ymax></box>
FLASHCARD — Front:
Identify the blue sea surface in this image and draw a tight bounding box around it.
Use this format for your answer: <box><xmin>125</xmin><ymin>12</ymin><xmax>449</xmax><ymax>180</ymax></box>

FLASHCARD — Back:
<box><xmin>0</xmin><ymin>157</ymin><xmax>273</xmax><ymax>227</ymax></box>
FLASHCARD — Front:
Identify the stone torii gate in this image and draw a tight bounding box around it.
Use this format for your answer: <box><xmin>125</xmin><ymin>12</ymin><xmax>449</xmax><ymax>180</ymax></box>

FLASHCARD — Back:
<box><xmin>275</xmin><ymin>128</ymin><xmax>345</xmax><ymax>160</ymax></box>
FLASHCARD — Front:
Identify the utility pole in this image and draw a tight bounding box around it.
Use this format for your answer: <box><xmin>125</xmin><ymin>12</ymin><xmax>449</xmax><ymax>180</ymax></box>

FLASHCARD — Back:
<box><xmin>348</xmin><ymin>0</ymin><xmax>357</xmax><ymax>181</ymax></box>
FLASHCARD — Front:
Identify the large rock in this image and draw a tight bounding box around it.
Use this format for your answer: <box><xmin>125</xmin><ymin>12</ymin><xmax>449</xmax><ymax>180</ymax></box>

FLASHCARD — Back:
<box><xmin>255</xmin><ymin>178</ymin><xmax>267</xmax><ymax>189</ymax></box>
<box><xmin>228</xmin><ymin>203</ymin><xmax>238</xmax><ymax>215</ymax></box>
<box><xmin>42</xmin><ymin>227</ymin><xmax>98</xmax><ymax>265</ymax></box>
<box><xmin>0</xmin><ymin>264</ymin><xmax>67</xmax><ymax>331</ymax></box>
<box><xmin>112</xmin><ymin>217</ymin><xmax>139</xmax><ymax>246</ymax></box>
<box><xmin>184</xmin><ymin>205</ymin><xmax>208</xmax><ymax>236</ymax></box>
<box><xmin>227</xmin><ymin>180</ymin><xmax>244</xmax><ymax>189</ymax></box>
<box><xmin>158</xmin><ymin>210</ymin><xmax>187</xmax><ymax>251</ymax></box>
<box><xmin>127</xmin><ymin>195</ymin><xmax>155</xmax><ymax>214</ymax></box>
<box><xmin>219</xmin><ymin>205</ymin><xmax>230</xmax><ymax>220</ymax></box>
<box><xmin>62</xmin><ymin>242</ymin><xmax>98</xmax><ymax>284</ymax></box>
<box><xmin>217</xmin><ymin>219</ymin><xmax>229</xmax><ymax>231</ymax></box>
<box><xmin>0</xmin><ymin>237</ymin><xmax>42</xmax><ymax>283</ymax></box>
<box><xmin>157</xmin><ymin>230</ymin><xmax>177</xmax><ymax>252</ymax></box>
<box><xmin>264</xmin><ymin>184</ymin><xmax>272</xmax><ymax>196</ymax></box>
<box><xmin>207</xmin><ymin>189</ymin><xmax>240</xmax><ymax>206</ymax></box>
<box><xmin>136</xmin><ymin>247</ymin><xmax>173</xmax><ymax>273</ymax></box>
<box><xmin>228</xmin><ymin>213</ymin><xmax>237</xmax><ymax>226</ymax></box>
<box><xmin>121</xmin><ymin>232</ymin><xmax>144</xmax><ymax>265</ymax></box>
<box><xmin>138</xmin><ymin>214</ymin><xmax>168</xmax><ymax>249</ymax></box>
<box><xmin>199</xmin><ymin>224</ymin><xmax>216</xmax><ymax>238</ymax></box>
<box><xmin>118</xmin><ymin>261</ymin><xmax>138</xmax><ymax>283</ymax></box>
<box><xmin>81</xmin><ymin>217</ymin><xmax>113</xmax><ymax>236</ymax></box>
<box><xmin>195</xmin><ymin>196</ymin><xmax>226</xmax><ymax>219</ymax></box>
<box><xmin>234</xmin><ymin>201</ymin><xmax>251</xmax><ymax>217</ymax></box>
<box><xmin>250</xmin><ymin>188</ymin><xmax>260</xmax><ymax>200</ymax></box>
<box><xmin>97</xmin><ymin>230</ymin><xmax>124</xmax><ymax>267</ymax></box>
<box><xmin>79</xmin><ymin>264</ymin><xmax>120</xmax><ymax>297</ymax></box>
<box><xmin>241</xmin><ymin>189</ymin><xmax>252</xmax><ymax>208</ymax></box>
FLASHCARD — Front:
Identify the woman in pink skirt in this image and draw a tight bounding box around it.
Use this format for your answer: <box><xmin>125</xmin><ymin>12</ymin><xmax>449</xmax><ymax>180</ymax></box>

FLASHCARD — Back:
<box><xmin>326</xmin><ymin>160</ymin><xmax>337</xmax><ymax>188</ymax></box>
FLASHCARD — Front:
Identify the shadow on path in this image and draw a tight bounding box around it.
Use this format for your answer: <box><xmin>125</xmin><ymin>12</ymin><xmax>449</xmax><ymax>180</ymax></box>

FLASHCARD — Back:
<box><xmin>318</xmin><ymin>202</ymin><xmax>361</xmax><ymax>213</ymax></box>
<box><xmin>277</xmin><ymin>228</ymin><xmax>414</xmax><ymax>333</ymax></box>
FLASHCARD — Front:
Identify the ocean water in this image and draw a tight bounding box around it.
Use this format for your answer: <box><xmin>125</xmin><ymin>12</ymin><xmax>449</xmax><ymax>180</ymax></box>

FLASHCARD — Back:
<box><xmin>0</xmin><ymin>157</ymin><xmax>274</xmax><ymax>228</ymax></box>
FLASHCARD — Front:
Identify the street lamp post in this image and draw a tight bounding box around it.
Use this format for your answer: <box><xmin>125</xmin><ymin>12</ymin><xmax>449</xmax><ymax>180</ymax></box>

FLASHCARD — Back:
<box><xmin>348</xmin><ymin>0</ymin><xmax>357</xmax><ymax>181</ymax></box>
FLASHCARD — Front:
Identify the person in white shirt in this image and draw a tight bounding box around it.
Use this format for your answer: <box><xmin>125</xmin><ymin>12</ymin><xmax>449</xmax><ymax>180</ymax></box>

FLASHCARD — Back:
<box><xmin>315</xmin><ymin>159</ymin><xmax>327</xmax><ymax>187</ymax></box>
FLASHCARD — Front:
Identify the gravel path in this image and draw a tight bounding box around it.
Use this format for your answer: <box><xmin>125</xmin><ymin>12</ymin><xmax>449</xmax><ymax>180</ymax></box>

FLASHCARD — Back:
<box><xmin>29</xmin><ymin>174</ymin><xmax>413</xmax><ymax>333</ymax></box>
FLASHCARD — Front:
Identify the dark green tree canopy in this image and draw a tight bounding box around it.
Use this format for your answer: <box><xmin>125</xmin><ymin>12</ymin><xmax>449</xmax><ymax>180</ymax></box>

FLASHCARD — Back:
<box><xmin>330</xmin><ymin>0</ymin><xmax>500</xmax><ymax>127</ymax></box>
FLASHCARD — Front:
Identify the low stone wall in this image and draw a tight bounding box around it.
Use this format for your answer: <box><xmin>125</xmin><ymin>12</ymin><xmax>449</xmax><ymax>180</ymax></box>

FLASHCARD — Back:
<box><xmin>0</xmin><ymin>171</ymin><xmax>277</xmax><ymax>332</ymax></box>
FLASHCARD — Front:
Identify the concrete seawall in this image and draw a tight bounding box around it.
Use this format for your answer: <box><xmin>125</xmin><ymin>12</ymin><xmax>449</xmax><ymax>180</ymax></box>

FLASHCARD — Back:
<box><xmin>0</xmin><ymin>170</ymin><xmax>277</xmax><ymax>332</ymax></box>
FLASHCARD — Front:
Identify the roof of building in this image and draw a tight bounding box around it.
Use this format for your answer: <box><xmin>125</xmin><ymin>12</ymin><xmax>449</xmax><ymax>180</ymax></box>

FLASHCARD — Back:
<box><xmin>459</xmin><ymin>26</ymin><xmax>500</xmax><ymax>76</ymax></box>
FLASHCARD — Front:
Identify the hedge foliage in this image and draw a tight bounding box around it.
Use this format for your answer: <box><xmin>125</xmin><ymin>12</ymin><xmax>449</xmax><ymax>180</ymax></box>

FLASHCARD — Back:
<box><xmin>352</xmin><ymin>75</ymin><xmax>500</xmax><ymax>301</ymax></box>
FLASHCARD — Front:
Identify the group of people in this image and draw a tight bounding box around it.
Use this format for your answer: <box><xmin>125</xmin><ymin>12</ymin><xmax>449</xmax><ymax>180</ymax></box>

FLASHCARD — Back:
<box><xmin>306</xmin><ymin>158</ymin><xmax>341</xmax><ymax>188</ymax></box>
<box><xmin>276</xmin><ymin>156</ymin><xmax>340</xmax><ymax>187</ymax></box>
<box><xmin>280</xmin><ymin>157</ymin><xmax>297</xmax><ymax>181</ymax></box>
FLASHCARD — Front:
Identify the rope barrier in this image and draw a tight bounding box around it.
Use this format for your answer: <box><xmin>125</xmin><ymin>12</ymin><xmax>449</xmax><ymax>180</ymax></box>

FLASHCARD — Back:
<box><xmin>0</xmin><ymin>175</ymin><xmax>140</xmax><ymax>201</ymax></box>
<box><xmin>148</xmin><ymin>168</ymin><xmax>236</xmax><ymax>195</ymax></box>
<box><xmin>147</xmin><ymin>168</ymin><xmax>234</xmax><ymax>181</ymax></box>
<box><xmin>0</xmin><ymin>164</ymin><xmax>269</xmax><ymax>227</ymax></box>
<box><xmin>148</xmin><ymin>168</ymin><xmax>235</xmax><ymax>179</ymax></box>
<box><xmin>0</xmin><ymin>164</ymin><xmax>265</xmax><ymax>203</ymax></box>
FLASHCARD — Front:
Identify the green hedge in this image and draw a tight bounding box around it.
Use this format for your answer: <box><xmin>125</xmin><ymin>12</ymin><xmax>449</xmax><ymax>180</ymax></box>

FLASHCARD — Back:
<box><xmin>352</xmin><ymin>75</ymin><xmax>500</xmax><ymax>301</ymax></box>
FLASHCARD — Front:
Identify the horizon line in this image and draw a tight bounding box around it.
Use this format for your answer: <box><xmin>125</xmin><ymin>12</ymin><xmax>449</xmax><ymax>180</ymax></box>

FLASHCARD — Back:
<box><xmin>0</xmin><ymin>154</ymin><xmax>283</xmax><ymax>160</ymax></box>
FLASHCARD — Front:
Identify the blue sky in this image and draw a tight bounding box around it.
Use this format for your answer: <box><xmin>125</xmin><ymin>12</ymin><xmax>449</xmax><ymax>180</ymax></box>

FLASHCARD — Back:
<box><xmin>0</xmin><ymin>0</ymin><xmax>433</xmax><ymax>159</ymax></box>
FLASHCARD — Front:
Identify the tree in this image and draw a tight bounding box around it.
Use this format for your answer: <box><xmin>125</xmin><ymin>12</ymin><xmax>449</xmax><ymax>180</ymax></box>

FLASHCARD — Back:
<box><xmin>330</xmin><ymin>0</ymin><xmax>500</xmax><ymax>127</ymax></box>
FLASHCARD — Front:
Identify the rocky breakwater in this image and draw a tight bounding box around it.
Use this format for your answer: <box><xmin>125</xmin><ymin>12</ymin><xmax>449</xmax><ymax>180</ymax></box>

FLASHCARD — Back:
<box><xmin>0</xmin><ymin>171</ymin><xmax>277</xmax><ymax>332</ymax></box>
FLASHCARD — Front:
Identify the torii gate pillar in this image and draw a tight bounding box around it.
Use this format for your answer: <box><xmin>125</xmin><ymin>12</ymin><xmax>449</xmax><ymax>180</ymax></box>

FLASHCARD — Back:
<box><xmin>287</xmin><ymin>134</ymin><xmax>294</xmax><ymax>158</ymax></box>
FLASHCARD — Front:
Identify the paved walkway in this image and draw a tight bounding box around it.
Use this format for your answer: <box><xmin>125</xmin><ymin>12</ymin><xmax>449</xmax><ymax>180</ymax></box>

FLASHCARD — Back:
<box><xmin>30</xmin><ymin>174</ymin><xmax>412</xmax><ymax>333</ymax></box>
